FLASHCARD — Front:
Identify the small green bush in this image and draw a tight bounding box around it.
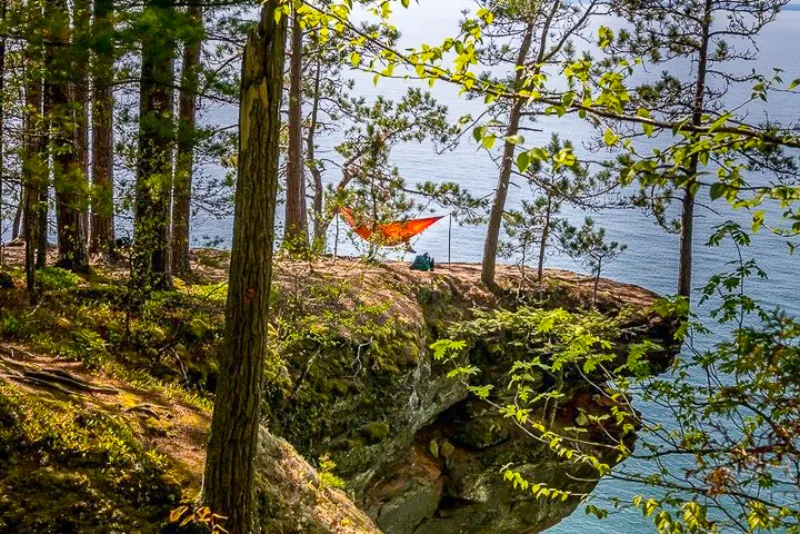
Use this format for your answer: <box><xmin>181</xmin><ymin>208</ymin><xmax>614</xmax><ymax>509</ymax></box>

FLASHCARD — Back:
<box><xmin>1</xmin><ymin>313</ymin><xmax>21</xmax><ymax>337</ymax></box>
<box><xmin>36</xmin><ymin>267</ymin><xmax>82</xmax><ymax>291</ymax></box>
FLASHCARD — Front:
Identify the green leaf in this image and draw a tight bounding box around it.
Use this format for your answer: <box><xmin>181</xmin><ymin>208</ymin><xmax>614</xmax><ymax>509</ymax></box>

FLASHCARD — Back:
<box><xmin>603</xmin><ymin>128</ymin><xmax>618</xmax><ymax>147</ymax></box>
<box><xmin>709</xmin><ymin>183</ymin><xmax>727</xmax><ymax>201</ymax></box>
<box><xmin>638</xmin><ymin>109</ymin><xmax>654</xmax><ymax>136</ymax></box>
<box><xmin>505</xmin><ymin>134</ymin><xmax>525</xmax><ymax>145</ymax></box>
<box><xmin>752</xmin><ymin>210</ymin><xmax>765</xmax><ymax>234</ymax></box>
<box><xmin>517</xmin><ymin>151</ymin><xmax>531</xmax><ymax>173</ymax></box>
<box><xmin>790</xmin><ymin>78</ymin><xmax>800</xmax><ymax>90</ymax></box>
<box><xmin>482</xmin><ymin>135</ymin><xmax>497</xmax><ymax>150</ymax></box>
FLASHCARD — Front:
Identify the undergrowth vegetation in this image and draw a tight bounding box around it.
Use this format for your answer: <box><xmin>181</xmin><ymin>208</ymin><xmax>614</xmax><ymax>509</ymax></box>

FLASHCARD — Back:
<box><xmin>0</xmin><ymin>383</ymin><xmax>182</xmax><ymax>533</ymax></box>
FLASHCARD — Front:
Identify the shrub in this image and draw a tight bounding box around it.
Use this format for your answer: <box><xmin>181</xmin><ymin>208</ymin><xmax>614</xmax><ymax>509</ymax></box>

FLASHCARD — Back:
<box><xmin>36</xmin><ymin>267</ymin><xmax>83</xmax><ymax>291</ymax></box>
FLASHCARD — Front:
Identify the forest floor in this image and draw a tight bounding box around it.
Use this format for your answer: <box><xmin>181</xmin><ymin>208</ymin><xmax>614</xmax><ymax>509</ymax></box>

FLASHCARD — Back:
<box><xmin>0</xmin><ymin>245</ymin><xmax>665</xmax><ymax>534</ymax></box>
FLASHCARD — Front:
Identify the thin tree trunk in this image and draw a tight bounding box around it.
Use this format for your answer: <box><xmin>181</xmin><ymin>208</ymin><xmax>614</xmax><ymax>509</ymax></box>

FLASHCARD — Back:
<box><xmin>481</xmin><ymin>23</ymin><xmax>534</xmax><ymax>287</ymax></box>
<box><xmin>307</xmin><ymin>57</ymin><xmax>324</xmax><ymax>251</ymax></box>
<box><xmin>11</xmin><ymin>200</ymin><xmax>21</xmax><ymax>240</ymax></box>
<box><xmin>73</xmin><ymin>0</ymin><xmax>91</xmax><ymax>247</ymax></box>
<box><xmin>36</xmin><ymin>80</ymin><xmax>48</xmax><ymax>270</ymax></box>
<box><xmin>24</xmin><ymin>187</ymin><xmax>37</xmax><ymax>302</ymax></box>
<box><xmin>283</xmin><ymin>6</ymin><xmax>308</xmax><ymax>251</ymax></box>
<box><xmin>23</xmin><ymin>64</ymin><xmax>44</xmax><ymax>302</ymax></box>
<box><xmin>0</xmin><ymin>0</ymin><xmax>6</xmax><ymax>266</ymax></box>
<box><xmin>171</xmin><ymin>4</ymin><xmax>202</xmax><ymax>276</ymax></box>
<box><xmin>537</xmin><ymin>196</ymin><xmax>552</xmax><ymax>282</ymax></box>
<box><xmin>593</xmin><ymin>257</ymin><xmax>601</xmax><ymax>304</ymax></box>
<box><xmin>677</xmin><ymin>0</ymin><xmax>712</xmax><ymax>299</ymax></box>
<box><xmin>90</xmin><ymin>0</ymin><xmax>115</xmax><ymax>256</ymax></box>
<box><xmin>47</xmin><ymin>0</ymin><xmax>89</xmax><ymax>272</ymax></box>
<box><xmin>203</xmin><ymin>5</ymin><xmax>286</xmax><ymax>533</ymax></box>
<box><xmin>133</xmin><ymin>0</ymin><xmax>176</xmax><ymax>291</ymax></box>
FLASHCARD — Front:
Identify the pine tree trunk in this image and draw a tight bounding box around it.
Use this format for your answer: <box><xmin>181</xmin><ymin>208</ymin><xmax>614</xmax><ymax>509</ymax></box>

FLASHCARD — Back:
<box><xmin>537</xmin><ymin>197</ymin><xmax>552</xmax><ymax>282</ymax></box>
<box><xmin>0</xmin><ymin>0</ymin><xmax>6</xmax><ymax>267</ymax></box>
<box><xmin>23</xmin><ymin>61</ymin><xmax>44</xmax><ymax>301</ymax></box>
<box><xmin>90</xmin><ymin>0</ymin><xmax>115</xmax><ymax>256</ymax></box>
<box><xmin>133</xmin><ymin>0</ymin><xmax>175</xmax><ymax>291</ymax></box>
<box><xmin>307</xmin><ymin>57</ymin><xmax>325</xmax><ymax>251</ymax></box>
<box><xmin>203</xmin><ymin>5</ymin><xmax>286</xmax><ymax>533</ymax></box>
<box><xmin>481</xmin><ymin>23</ymin><xmax>534</xmax><ymax>287</ymax></box>
<box><xmin>36</xmin><ymin>81</ymin><xmax>48</xmax><ymax>270</ymax></box>
<box><xmin>677</xmin><ymin>0</ymin><xmax>712</xmax><ymax>300</ymax></box>
<box><xmin>593</xmin><ymin>257</ymin><xmax>602</xmax><ymax>304</ymax></box>
<box><xmin>47</xmin><ymin>0</ymin><xmax>89</xmax><ymax>273</ymax></box>
<box><xmin>11</xmin><ymin>200</ymin><xmax>21</xmax><ymax>240</ymax></box>
<box><xmin>73</xmin><ymin>0</ymin><xmax>90</xmax><ymax>247</ymax></box>
<box><xmin>283</xmin><ymin>6</ymin><xmax>308</xmax><ymax>251</ymax></box>
<box><xmin>171</xmin><ymin>4</ymin><xmax>202</xmax><ymax>276</ymax></box>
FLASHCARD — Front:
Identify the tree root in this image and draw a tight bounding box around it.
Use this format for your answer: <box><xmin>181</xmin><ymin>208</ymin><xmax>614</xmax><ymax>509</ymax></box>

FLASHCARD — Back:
<box><xmin>0</xmin><ymin>355</ymin><xmax>119</xmax><ymax>396</ymax></box>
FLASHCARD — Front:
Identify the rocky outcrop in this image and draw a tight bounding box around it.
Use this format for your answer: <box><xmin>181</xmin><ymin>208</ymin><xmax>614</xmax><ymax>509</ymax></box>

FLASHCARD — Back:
<box><xmin>254</xmin><ymin>428</ymin><xmax>382</xmax><ymax>534</ymax></box>
<box><xmin>267</xmin><ymin>260</ymin><xmax>678</xmax><ymax>534</ymax></box>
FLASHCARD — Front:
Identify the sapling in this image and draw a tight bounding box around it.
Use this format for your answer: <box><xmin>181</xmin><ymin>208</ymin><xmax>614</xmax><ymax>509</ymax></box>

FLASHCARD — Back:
<box><xmin>560</xmin><ymin>217</ymin><xmax>626</xmax><ymax>303</ymax></box>
<box><xmin>501</xmin><ymin>134</ymin><xmax>614</xmax><ymax>282</ymax></box>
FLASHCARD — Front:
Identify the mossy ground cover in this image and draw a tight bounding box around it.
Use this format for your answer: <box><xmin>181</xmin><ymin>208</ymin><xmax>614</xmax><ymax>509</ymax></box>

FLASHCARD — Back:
<box><xmin>0</xmin><ymin>381</ymin><xmax>183</xmax><ymax>533</ymax></box>
<box><xmin>0</xmin><ymin>263</ymin><xmax>225</xmax><ymax>532</ymax></box>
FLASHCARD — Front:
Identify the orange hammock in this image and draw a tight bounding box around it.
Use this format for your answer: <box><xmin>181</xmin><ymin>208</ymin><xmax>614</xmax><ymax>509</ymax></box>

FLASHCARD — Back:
<box><xmin>339</xmin><ymin>208</ymin><xmax>444</xmax><ymax>247</ymax></box>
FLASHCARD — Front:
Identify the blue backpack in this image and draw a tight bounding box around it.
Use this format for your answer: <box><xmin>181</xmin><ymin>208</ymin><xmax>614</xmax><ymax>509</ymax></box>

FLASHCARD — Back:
<box><xmin>410</xmin><ymin>253</ymin><xmax>435</xmax><ymax>272</ymax></box>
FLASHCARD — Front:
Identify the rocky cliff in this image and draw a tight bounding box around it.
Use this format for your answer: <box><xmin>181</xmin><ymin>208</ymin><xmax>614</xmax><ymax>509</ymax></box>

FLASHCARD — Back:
<box><xmin>264</xmin><ymin>259</ymin><xmax>678</xmax><ymax>534</ymax></box>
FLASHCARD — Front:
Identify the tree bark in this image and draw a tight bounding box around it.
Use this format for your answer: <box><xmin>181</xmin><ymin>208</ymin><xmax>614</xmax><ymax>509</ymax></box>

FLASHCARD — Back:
<box><xmin>202</xmin><ymin>5</ymin><xmax>286</xmax><ymax>534</ymax></box>
<box><xmin>11</xmin><ymin>200</ymin><xmax>21</xmax><ymax>240</ymax></box>
<box><xmin>283</xmin><ymin>6</ymin><xmax>308</xmax><ymax>251</ymax></box>
<box><xmin>171</xmin><ymin>4</ymin><xmax>203</xmax><ymax>276</ymax></box>
<box><xmin>537</xmin><ymin>196</ymin><xmax>552</xmax><ymax>282</ymax></box>
<box><xmin>73</xmin><ymin>0</ymin><xmax>91</xmax><ymax>247</ymax></box>
<box><xmin>0</xmin><ymin>0</ymin><xmax>6</xmax><ymax>267</ymax></box>
<box><xmin>481</xmin><ymin>23</ymin><xmax>534</xmax><ymax>287</ymax></box>
<box><xmin>90</xmin><ymin>0</ymin><xmax>115</xmax><ymax>256</ymax></box>
<box><xmin>133</xmin><ymin>0</ymin><xmax>176</xmax><ymax>291</ymax></box>
<box><xmin>23</xmin><ymin>59</ymin><xmax>44</xmax><ymax>302</ymax></box>
<box><xmin>677</xmin><ymin>0</ymin><xmax>712</xmax><ymax>300</ymax></box>
<box><xmin>307</xmin><ymin>57</ymin><xmax>325</xmax><ymax>251</ymax></box>
<box><xmin>47</xmin><ymin>0</ymin><xmax>89</xmax><ymax>273</ymax></box>
<box><xmin>593</xmin><ymin>257</ymin><xmax>602</xmax><ymax>304</ymax></box>
<box><xmin>37</xmin><ymin>76</ymin><xmax>49</xmax><ymax>269</ymax></box>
